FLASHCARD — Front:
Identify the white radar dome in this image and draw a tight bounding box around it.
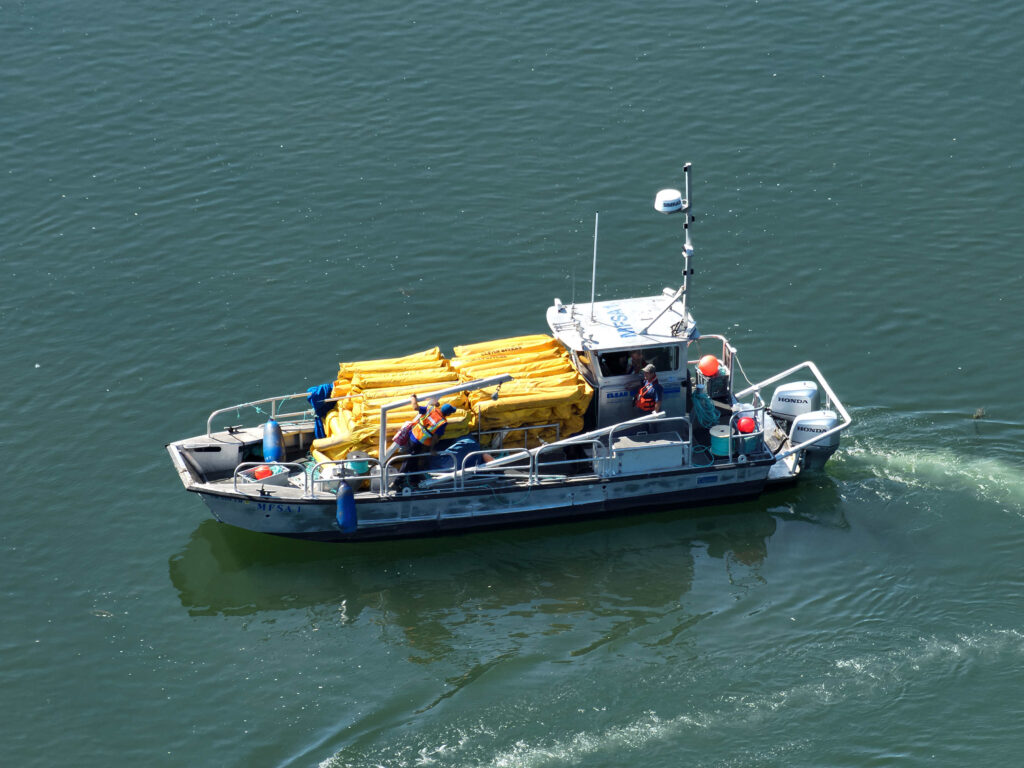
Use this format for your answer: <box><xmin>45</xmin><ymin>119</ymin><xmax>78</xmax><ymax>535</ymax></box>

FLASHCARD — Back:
<box><xmin>654</xmin><ymin>188</ymin><xmax>685</xmax><ymax>214</ymax></box>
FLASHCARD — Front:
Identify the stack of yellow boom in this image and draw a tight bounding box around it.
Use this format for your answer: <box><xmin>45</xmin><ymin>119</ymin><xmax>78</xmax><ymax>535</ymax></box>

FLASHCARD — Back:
<box><xmin>451</xmin><ymin>334</ymin><xmax>591</xmax><ymax>448</ymax></box>
<box><xmin>312</xmin><ymin>334</ymin><xmax>592</xmax><ymax>463</ymax></box>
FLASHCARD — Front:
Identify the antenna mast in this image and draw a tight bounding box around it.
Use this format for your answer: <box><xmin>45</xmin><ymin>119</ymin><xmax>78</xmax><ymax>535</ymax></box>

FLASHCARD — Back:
<box><xmin>589</xmin><ymin>212</ymin><xmax>599</xmax><ymax>320</ymax></box>
<box><xmin>679</xmin><ymin>163</ymin><xmax>694</xmax><ymax>326</ymax></box>
<box><xmin>644</xmin><ymin>162</ymin><xmax>695</xmax><ymax>336</ymax></box>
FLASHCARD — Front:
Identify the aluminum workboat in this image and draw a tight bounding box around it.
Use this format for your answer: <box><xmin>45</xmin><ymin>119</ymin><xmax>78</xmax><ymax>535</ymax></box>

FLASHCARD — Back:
<box><xmin>166</xmin><ymin>164</ymin><xmax>852</xmax><ymax>541</ymax></box>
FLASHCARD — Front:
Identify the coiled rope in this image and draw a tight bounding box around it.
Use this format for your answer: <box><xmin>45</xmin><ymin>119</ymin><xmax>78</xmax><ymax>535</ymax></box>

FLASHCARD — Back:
<box><xmin>691</xmin><ymin>386</ymin><xmax>720</xmax><ymax>429</ymax></box>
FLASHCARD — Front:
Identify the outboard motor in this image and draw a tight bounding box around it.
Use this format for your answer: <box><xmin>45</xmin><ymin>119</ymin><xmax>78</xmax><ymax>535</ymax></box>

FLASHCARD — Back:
<box><xmin>769</xmin><ymin>381</ymin><xmax>820</xmax><ymax>430</ymax></box>
<box><xmin>790</xmin><ymin>410</ymin><xmax>841</xmax><ymax>470</ymax></box>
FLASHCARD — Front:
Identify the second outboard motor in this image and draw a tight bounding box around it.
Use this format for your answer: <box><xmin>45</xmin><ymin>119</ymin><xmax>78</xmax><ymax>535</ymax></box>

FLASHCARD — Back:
<box><xmin>769</xmin><ymin>381</ymin><xmax>820</xmax><ymax>430</ymax></box>
<box><xmin>790</xmin><ymin>410</ymin><xmax>841</xmax><ymax>470</ymax></box>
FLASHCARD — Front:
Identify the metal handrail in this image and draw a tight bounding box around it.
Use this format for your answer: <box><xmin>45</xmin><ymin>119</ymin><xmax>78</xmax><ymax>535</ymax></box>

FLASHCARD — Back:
<box><xmin>475</xmin><ymin>422</ymin><xmax>562</xmax><ymax>450</ymax></box>
<box><xmin>689</xmin><ymin>335</ymin><xmax>737</xmax><ymax>399</ymax></box>
<box><xmin>310</xmin><ymin>457</ymin><xmax>383</xmax><ymax>497</ymax></box>
<box><xmin>607</xmin><ymin>415</ymin><xmax>692</xmax><ymax>453</ymax></box>
<box><xmin>382</xmin><ymin>451</ymin><xmax>460</xmax><ymax>494</ymax></box>
<box><xmin>454</xmin><ymin>448</ymin><xmax>531</xmax><ymax>491</ymax></box>
<box><xmin>387</xmin><ymin>412</ymin><xmax>668</xmax><ymax>492</ymax></box>
<box><xmin>733</xmin><ymin>360</ymin><xmax>852</xmax><ymax>461</ymax></box>
<box><xmin>534</xmin><ymin>439</ymin><xmax>606</xmax><ymax>483</ymax></box>
<box><xmin>206</xmin><ymin>392</ymin><xmax>313</xmax><ymax>437</ymax></box>
<box><xmin>230</xmin><ymin>461</ymin><xmax>306</xmax><ymax>494</ymax></box>
<box><xmin>712</xmin><ymin>406</ymin><xmax>768</xmax><ymax>463</ymax></box>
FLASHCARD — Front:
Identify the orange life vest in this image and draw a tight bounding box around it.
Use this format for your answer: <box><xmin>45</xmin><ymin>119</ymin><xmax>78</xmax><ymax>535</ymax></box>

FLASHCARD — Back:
<box><xmin>635</xmin><ymin>377</ymin><xmax>660</xmax><ymax>412</ymax></box>
<box><xmin>411</xmin><ymin>406</ymin><xmax>446</xmax><ymax>446</ymax></box>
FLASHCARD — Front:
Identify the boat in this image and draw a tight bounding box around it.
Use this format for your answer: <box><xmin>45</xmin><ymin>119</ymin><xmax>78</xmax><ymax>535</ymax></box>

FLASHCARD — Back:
<box><xmin>166</xmin><ymin>163</ymin><xmax>852</xmax><ymax>541</ymax></box>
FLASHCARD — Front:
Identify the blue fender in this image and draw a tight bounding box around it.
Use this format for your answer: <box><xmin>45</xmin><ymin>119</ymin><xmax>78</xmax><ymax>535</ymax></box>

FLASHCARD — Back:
<box><xmin>336</xmin><ymin>483</ymin><xmax>357</xmax><ymax>533</ymax></box>
<box><xmin>262</xmin><ymin>418</ymin><xmax>284</xmax><ymax>462</ymax></box>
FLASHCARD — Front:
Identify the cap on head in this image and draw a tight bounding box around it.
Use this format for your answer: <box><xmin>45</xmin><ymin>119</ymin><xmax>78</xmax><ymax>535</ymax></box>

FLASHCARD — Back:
<box><xmin>642</xmin><ymin>364</ymin><xmax>656</xmax><ymax>374</ymax></box>
<box><xmin>440</xmin><ymin>403</ymin><xmax>456</xmax><ymax>416</ymax></box>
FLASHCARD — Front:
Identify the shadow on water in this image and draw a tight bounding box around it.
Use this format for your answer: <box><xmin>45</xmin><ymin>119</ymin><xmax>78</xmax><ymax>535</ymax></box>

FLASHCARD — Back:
<box><xmin>168</xmin><ymin>477</ymin><xmax>848</xmax><ymax>619</ymax></box>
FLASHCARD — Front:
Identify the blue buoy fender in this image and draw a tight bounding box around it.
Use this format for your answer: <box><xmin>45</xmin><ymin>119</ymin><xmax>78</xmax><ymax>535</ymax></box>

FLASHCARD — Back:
<box><xmin>262</xmin><ymin>418</ymin><xmax>284</xmax><ymax>462</ymax></box>
<box><xmin>336</xmin><ymin>483</ymin><xmax>357</xmax><ymax>533</ymax></box>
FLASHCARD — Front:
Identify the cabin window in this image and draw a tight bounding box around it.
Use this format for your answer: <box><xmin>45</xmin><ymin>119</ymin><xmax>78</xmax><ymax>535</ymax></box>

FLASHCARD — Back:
<box><xmin>596</xmin><ymin>346</ymin><xmax>680</xmax><ymax>377</ymax></box>
<box><xmin>574</xmin><ymin>351</ymin><xmax>597</xmax><ymax>382</ymax></box>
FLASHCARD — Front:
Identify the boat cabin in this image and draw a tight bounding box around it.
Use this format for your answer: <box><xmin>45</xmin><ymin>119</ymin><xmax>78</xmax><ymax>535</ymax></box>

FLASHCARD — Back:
<box><xmin>547</xmin><ymin>292</ymin><xmax>715</xmax><ymax>428</ymax></box>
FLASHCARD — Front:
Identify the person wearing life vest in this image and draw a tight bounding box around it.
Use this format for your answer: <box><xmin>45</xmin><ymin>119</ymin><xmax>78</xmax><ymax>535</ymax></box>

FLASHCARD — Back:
<box><xmin>409</xmin><ymin>394</ymin><xmax>455</xmax><ymax>452</ymax></box>
<box><xmin>393</xmin><ymin>395</ymin><xmax>457</xmax><ymax>490</ymax></box>
<box><xmin>634</xmin><ymin>363</ymin><xmax>663</xmax><ymax>412</ymax></box>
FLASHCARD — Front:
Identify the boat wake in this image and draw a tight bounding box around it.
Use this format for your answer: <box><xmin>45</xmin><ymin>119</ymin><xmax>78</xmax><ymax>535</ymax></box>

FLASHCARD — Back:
<box><xmin>829</xmin><ymin>407</ymin><xmax>1024</xmax><ymax>517</ymax></box>
<box><xmin>315</xmin><ymin>626</ymin><xmax>1024</xmax><ymax>768</ymax></box>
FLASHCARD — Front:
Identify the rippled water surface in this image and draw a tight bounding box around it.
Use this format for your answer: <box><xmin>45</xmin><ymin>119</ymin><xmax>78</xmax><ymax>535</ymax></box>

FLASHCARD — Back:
<box><xmin>3</xmin><ymin>1</ymin><xmax>1022</xmax><ymax>765</ymax></box>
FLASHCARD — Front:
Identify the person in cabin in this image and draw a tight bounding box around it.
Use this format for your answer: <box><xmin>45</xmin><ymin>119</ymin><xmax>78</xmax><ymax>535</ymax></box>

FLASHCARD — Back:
<box><xmin>633</xmin><ymin>363</ymin><xmax>663</xmax><ymax>413</ymax></box>
<box><xmin>626</xmin><ymin>350</ymin><xmax>649</xmax><ymax>376</ymax></box>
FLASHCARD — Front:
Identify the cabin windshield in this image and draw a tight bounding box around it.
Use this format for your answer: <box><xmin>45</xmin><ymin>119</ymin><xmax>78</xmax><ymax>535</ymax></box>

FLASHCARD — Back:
<box><xmin>596</xmin><ymin>346</ymin><xmax>681</xmax><ymax>378</ymax></box>
<box><xmin>574</xmin><ymin>351</ymin><xmax>598</xmax><ymax>382</ymax></box>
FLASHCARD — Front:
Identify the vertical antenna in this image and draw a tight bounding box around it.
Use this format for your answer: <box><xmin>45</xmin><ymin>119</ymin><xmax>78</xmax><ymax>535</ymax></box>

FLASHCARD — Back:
<box><xmin>683</xmin><ymin>162</ymin><xmax>692</xmax><ymax>252</ymax></box>
<box><xmin>644</xmin><ymin>162</ymin><xmax>696</xmax><ymax>336</ymax></box>
<box><xmin>570</xmin><ymin>267</ymin><xmax>576</xmax><ymax>318</ymax></box>
<box><xmin>589</xmin><ymin>212</ymin><xmax>599</xmax><ymax>320</ymax></box>
<box><xmin>680</xmin><ymin>163</ymin><xmax>693</xmax><ymax>326</ymax></box>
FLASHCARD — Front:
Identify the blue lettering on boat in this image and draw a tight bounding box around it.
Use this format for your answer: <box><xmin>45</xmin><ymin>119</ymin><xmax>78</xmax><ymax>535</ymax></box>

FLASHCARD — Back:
<box><xmin>257</xmin><ymin>502</ymin><xmax>301</xmax><ymax>515</ymax></box>
<box><xmin>606</xmin><ymin>390</ymin><xmax>632</xmax><ymax>399</ymax></box>
<box><xmin>605</xmin><ymin>304</ymin><xmax>637</xmax><ymax>338</ymax></box>
<box><xmin>697</xmin><ymin>474</ymin><xmax>719</xmax><ymax>485</ymax></box>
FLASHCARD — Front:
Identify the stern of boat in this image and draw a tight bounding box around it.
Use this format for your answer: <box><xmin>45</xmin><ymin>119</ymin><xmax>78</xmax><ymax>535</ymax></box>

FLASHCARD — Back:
<box><xmin>732</xmin><ymin>360</ymin><xmax>852</xmax><ymax>484</ymax></box>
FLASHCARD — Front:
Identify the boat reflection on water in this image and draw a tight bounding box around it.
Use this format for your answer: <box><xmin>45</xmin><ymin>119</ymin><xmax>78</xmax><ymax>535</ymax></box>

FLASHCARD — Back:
<box><xmin>168</xmin><ymin>486</ymin><xmax>847</xmax><ymax>663</ymax></box>
<box><xmin>167</xmin><ymin>498</ymin><xmax>849</xmax><ymax>617</ymax></box>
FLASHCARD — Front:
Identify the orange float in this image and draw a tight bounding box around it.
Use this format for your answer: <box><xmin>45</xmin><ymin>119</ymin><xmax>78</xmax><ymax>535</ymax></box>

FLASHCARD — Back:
<box><xmin>697</xmin><ymin>355</ymin><xmax>720</xmax><ymax>377</ymax></box>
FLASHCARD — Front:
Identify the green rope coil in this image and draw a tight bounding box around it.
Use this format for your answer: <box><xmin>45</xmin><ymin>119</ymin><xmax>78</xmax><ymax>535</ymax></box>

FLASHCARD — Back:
<box><xmin>691</xmin><ymin>387</ymin><xmax>719</xmax><ymax>429</ymax></box>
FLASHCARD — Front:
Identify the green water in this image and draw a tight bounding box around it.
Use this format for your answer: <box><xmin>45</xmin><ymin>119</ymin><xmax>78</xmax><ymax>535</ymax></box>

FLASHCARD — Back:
<box><xmin>3</xmin><ymin>1</ymin><xmax>1022</xmax><ymax>765</ymax></box>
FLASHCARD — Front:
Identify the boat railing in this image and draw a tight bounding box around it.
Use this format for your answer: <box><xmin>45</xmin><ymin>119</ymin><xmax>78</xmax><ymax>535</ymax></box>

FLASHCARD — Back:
<box><xmin>388</xmin><ymin>411</ymin><xmax>670</xmax><ymax>495</ymax></box>
<box><xmin>687</xmin><ymin>334</ymin><xmax>735</xmax><ymax>368</ymax></box>
<box><xmin>308</xmin><ymin>456</ymin><xmax>383</xmax><ymax>497</ymax></box>
<box><xmin>230</xmin><ymin>461</ymin><xmax>308</xmax><ymax>495</ymax></box>
<box><xmin>378</xmin><ymin>451</ymin><xmax>458</xmax><ymax>495</ymax></box>
<box><xmin>475</xmin><ymin>422</ymin><xmax>562</xmax><ymax>450</ymax></box>
<box><xmin>733</xmin><ymin>360</ymin><xmax>853</xmax><ymax>461</ymax></box>
<box><xmin>206</xmin><ymin>392</ymin><xmax>314</xmax><ymax>437</ymax></box>
<box><xmin>454</xmin><ymin>448</ymin><xmax>533</xmax><ymax>491</ymax></box>
<box><xmin>607</xmin><ymin>416</ymin><xmax>691</xmax><ymax>448</ymax></box>
<box><xmin>711</xmin><ymin>406</ymin><xmax>769</xmax><ymax>464</ymax></box>
<box><xmin>689</xmin><ymin>335</ymin><xmax>737</xmax><ymax>400</ymax></box>
<box><xmin>534</xmin><ymin>439</ymin><xmax>606</xmax><ymax>482</ymax></box>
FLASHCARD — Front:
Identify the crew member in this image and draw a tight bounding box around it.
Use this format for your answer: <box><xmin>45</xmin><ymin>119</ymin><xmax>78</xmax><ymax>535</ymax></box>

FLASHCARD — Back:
<box><xmin>409</xmin><ymin>395</ymin><xmax>455</xmax><ymax>454</ymax></box>
<box><xmin>634</xmin><ymin>363</ymin><xmax>663</xmax><ymax>412</ymax></box>
<box><xmin>398</xmin><ymin>395</ymin><xmax>456</xmax><ymax>488</ymax></box>
<box><xmin>626</xmin><ymin>350</ymin><xmax>648</xmax><ymax>376</ymax></box>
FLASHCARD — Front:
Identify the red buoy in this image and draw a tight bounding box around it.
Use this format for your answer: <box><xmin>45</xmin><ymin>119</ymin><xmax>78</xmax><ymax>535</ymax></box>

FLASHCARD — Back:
<box><xmin>698</xmin><ymin>355</ymin><xmax>720</xmax><ymax>377</ymax></box>
<box><xmin>736</xmin><ymin>417</ymin><xmax>756</xmax><ymax>434</ymax></box>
